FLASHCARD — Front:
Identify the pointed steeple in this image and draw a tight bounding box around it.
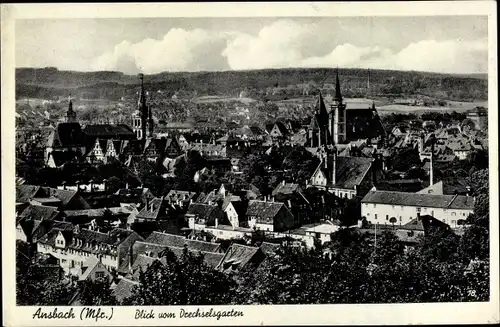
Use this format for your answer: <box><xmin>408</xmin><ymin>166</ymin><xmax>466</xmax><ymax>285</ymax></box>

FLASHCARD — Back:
<box><xmin>138</xmin><ymin>73</ymin><xmax>147</xmax><ymax>110</ymax></box>
<box><xmin>66</xmin><ymin>94</ymin><xmax>77</xmax><ymax>123</ymax></box>
<box><xmin>334</xmin><ymin>68</ymin><xmax>342</xmax><ymax>103</ymax></box>
<box><xmin>316</xmin><ymin>91</ymin><xmax>329</xmax><ymax>127</ymax></box>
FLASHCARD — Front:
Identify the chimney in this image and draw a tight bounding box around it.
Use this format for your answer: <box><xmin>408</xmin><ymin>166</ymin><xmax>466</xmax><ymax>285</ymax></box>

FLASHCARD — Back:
<box><xmin>332</xmin><ymin>150</ymin><xmax>337</xmax><ymax>185</ymax></box>
<box><xmin>282</xmin><ymin>180</ymin><xmax>286</xmax><ymax>186</ymax></box>
<box><xmin>215</xmin><ymin>216</ymin><xmax>219</xmax><ymax>228</ymax></box>
<box><xmin>128</xmin><ymin>245</ymin><xmax>133</xmax><ymax>274</ymax></box>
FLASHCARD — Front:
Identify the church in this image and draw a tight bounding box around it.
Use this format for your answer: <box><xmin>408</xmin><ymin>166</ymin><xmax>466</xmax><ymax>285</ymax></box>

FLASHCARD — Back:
<box><xmin>307</xmin><ymin>70</ymin><xmax>385</xmax><ymax>149</ymax></box>
<box><xmin>45</xmin><ymin>74</ymin><xmax>181</xmax><ymax>167</ymax></box>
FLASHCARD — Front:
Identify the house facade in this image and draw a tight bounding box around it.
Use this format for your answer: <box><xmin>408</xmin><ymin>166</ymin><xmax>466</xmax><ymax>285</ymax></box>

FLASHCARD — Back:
<box><xmin>361</xmin><ymin>190</ymin><xmax>475</xmax><ymax>226</ymax></box>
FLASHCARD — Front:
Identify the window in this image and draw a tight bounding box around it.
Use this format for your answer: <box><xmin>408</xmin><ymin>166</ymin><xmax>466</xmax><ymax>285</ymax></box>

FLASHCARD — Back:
<box><xmin>399</xmin><ymin>216</ymin><xmax>402</xmax><ymax>221</ymax></box>
<box><xmin>375</xmin><ymin>214</ymin><xmax>378</xmax><ymax>220</ymax></box>
<box><xmin>95</xmin><ymin>272</ymin><xmax>105</xmax><ymax>279</ymax></box>
<box><xmin>373</xmin><ymin>204</ymin><xmax>377</xmax><ymax>208</ymax></box>
<box><xmin>386</xmin><ymin>215</ymin><xmax>389</xmax><ymax>220</ymax></box>
<box><xmin>451</xmin><ymin>212</ymin><xmax>456</xmax><ymax>216</ymax></box>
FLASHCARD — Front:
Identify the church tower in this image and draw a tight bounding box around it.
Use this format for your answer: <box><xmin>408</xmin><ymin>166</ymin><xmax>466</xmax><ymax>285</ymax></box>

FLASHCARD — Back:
<box><xmin>133</xmin><ymin>73</ymin><xmax>154</xmax><ymax>140</ymax></box>
<box><xmin>329</xmin><ymin>69</ymin><xmax>347</xmax><ymax>144</ymax></box>
<box><xmin>66</xmin><ymin>95</ymin><xmax>77</xmax><ymax>123</ymax></box>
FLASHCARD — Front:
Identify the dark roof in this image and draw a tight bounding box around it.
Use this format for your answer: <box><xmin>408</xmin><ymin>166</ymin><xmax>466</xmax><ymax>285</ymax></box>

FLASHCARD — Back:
<box><xmin>19</xmin><ymin>204</ymin><xmax>59</xmax><ymax>222</ymax></box>
<box><xmin>113</xmin><ymin>278</ymin><xmax>138</xmax><ymax>303</ymax></box>
<box><xmin>259</xmin><ymin>242</ymin><xmax>280</xmax><ymax>255</ymax></box>
<box><xmin>400</xmin><ymin>214</ymin><xmax>451</xmax><ymax>231</ymax></box>
<box><xmin>186</xmin><ymin>203</ymin><xmax>224</xmax><ymax>220</ymax></box>
<box><xmin>216</xmin><ymin>243</ymin><xmax>264</xmax><ymax>272</ymax></box>
<box><xmin>83</xmin><ymin>124</ymin><xmax>136</xmax><ymax>139</ymax></box>
<box><xmin>362</xmin><ymin>190</ymin><xmax>475</xmax><ymax>210</ymax></box>
<box><xmin>48</xmin><ymin>150</ymin><xmax>81</xmax><ymax>166</ymax></box>
<box><xmin>272</xmin><ymin>182</ymin><xmax>301</xmax><ymax>196</ymax></box>
<box><xmin>16</xmin><ymin>185</ymin><xmax>41</xmax><ymax>203</ymax></box>
<box><xmin>314</xmin><ymin>155</ymin><xmax>373</xmax><ymax>189</ymax></box>
<box><xmin>145</xmin><ymin>232</ymin><xmax>222</xmax><ymax>253</ymax></box>
<box><xmin>52</xmin><ymin>123</ymin><xmax>86</xmax><ymax>147</ymax></box>
<box><xmin>246</xmin><ymin>200</ymin><xmax>286</xmax><ymax>223</ymax></box>
<box><xmin>273</xmin><ymin>122</ymin><xmax>289</xmax><ymax>135</ymax></box>
<box><xmin>136</xmin><ymin>197</ymin><xmax>169</xmax><ymax>220</ymax></box>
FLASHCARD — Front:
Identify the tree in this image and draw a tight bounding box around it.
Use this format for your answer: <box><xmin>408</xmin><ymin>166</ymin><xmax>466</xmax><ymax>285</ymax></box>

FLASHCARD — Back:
<box><xmin>124</xmin><ymin>249</ymin><xmax>236</xmax><ymax>305</ymax></box>
<box><xmin>16</xmin><ymin>256</ymin><xmax>76</xmax><ymax>305</ymax></box>
<box><xmin>78</xmin><ymin>277</ymin><xmax>117</xmax><ymax>305</ymax></box>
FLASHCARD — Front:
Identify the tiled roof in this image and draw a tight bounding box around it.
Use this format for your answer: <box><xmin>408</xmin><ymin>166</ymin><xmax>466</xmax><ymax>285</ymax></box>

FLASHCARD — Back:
<box><xmin>16</xmin><ymin>185</ymin><xmax>41</xmax><ymax>203</ymax></box>
<box><xmin>19</xmin><ymin>204</ymin><xmax>59</xmax><ymax>222</ymax></box>
<box><xmin>52</xmin><ymin>123</ymin><xmax>86</xmax><ymax>147</ymax></box>
<box><xmin>186</xmin><ymin>203</ymin><xmax>223</xmax><ymax>221</ymax></box>
<box><xmin>83</xmin><ymin>124</ymin><xmax>136</xmax><ymax>139</ymax></box>
<box><xmin>113</xmin><ymin>278</ymin><xmax>138</xmax><ymax>303</ymax></box>
<box><xmin>145</xmin><ymin>232</ymin><xmax>222</xmax><ymax>253</ymax></box>
<box><xmin>272</xmin><ymin>182</ymin><xmax>300</xmax><ymax>196</ymax></box>
<box><xmin>246</xmin><ymin>200</ymin><xmax>285</xmax><ymax>222</ymax></box>
<box><xmin>362</xmin><ymin>190</ymin><xmax>475</xmax><ymax>210</ymax></box>
<box><xmin>313</xmin><ymin>155</ymin><xmax>373</xmax><ymax>189</ymax></box>
<box><xmin>63</xmin><ymin>208</ymin><xmax>109</xmax><ymax>217</ymax></box>
<box><xmin>136</xmin><ymin>197</ymin><xmax>169</xmax><ymax>220</ymax></box>
<box><xmin>165</xmin><ymin>190</ymin><xmax>197</xmax><ymax>204</ymax></box>
<box><xmin>216</xmin><ymin>243</ymin><xmax>264</xmax><ymax>272</ymax></box>
<box><xmin>259</xmin><ymin>242</ymin><xmax>280</xmax><ymax>255</ymax></box>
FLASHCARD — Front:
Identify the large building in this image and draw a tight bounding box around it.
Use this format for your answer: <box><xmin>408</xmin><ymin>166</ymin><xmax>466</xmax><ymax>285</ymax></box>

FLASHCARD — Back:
<box><xmin>307</xmin><ymin>70</ymin><xmax>385</xmax><ymax>148</ymax></box>
<box><xmin>361</xmin><ymin>189</ymin><xmax>475</xmax><ymax>227</ymax></box>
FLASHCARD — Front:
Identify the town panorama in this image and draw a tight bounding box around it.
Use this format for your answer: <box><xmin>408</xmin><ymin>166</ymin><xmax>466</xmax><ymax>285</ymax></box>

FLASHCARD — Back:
<box><xmin>15</xmin><ymin>67</ymin><xmax>489</xmax><ymax>305</ymax></box>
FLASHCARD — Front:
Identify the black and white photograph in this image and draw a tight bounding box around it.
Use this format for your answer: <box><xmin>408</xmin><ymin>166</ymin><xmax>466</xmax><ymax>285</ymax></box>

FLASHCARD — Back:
<box><xmin>2</xmin><ymin>2</ymin><xmax>498</xmax><ymax>326</ymax></box>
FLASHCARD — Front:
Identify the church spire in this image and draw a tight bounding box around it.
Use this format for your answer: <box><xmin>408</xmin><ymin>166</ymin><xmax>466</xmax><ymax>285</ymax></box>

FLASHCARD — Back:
<box><xmin>334</xmin><ymin>68</ymin><xmax>342</xmax><ymax>103</ymax></box>
<box><xmin>316</xmin><ymin>91</ymin><xmax>328</xmax><ymax>126</ymax></box>
<box><xmin>66</xmin><ymin>94</ymin><xmax>77</xmax><ymax>123</ymax></box>
<box><xmin>138</xmin><ymin>73</ymin><xmax>148</xmax><ymax>139</ymax></box>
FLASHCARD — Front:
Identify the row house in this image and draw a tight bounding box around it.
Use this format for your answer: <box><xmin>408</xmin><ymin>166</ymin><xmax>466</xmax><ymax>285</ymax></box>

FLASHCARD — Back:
<box><xmin>37</xmin><ymin>226</ymin><xmax>144</xmax><ymax>277</ymax></box>
<box><xmin>361</xmin><ymin>189</ymin><xmax>475</xmax><ymax>227</ymax></box>
<box><xmin>246</xmin><ymin>200</ymin><xmax>296</xmax><ymax>232</ymax></box>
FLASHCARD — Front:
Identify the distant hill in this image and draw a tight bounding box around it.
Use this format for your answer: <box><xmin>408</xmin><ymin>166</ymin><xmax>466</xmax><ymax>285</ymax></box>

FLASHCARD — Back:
<box><xmin>16</xmin><ymin>67</ymin><xmax>488</xmax><ymax>102</ymax></box>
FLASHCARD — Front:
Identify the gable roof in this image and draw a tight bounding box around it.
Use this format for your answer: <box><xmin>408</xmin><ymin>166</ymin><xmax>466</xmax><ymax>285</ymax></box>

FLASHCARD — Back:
<box><xmin>145</xmin><ymin>232</ymin><xmax>222</xmax><ymax>253</ymax></box>
<box><xmin>216</xmin><ymin>243</ymin><xmax>264</xmax><ymax>272</ymax></box>
<box><xmin>136</xmin><ymin>197</ymin><xmax>169</xmax><ymax>220</ymax></box>
<box><xmin>19</xmin><ymin>204</ymin><xmax>59</xmax><ymax>222</ymax></box>
<box><xmin>362</xmin><ymin>190</ymin><xmax>475</xmax><ymax>210</ymax></box>
<box><xmin>79</xmin><ymin>256</ymin><xmax>110</xmax><ymax>281</ymax></box>
<box><xmin>186</xmin><ymin>203</ymin><xmax>223</xmax><ymax>220</ymax></box>
<box><xmin>51</xmin><ymin>123</ymin><xmax>86</xmax><ymax>148</ymax></box>
<box><xmin>313</xmin><ymin>155</ymin><xmax>373</xmax><ymax>189</ymax></box>
<box><xmin>272</xmin><ymin>182</ymin><xmax>301</xmax><ymax>196</ymax></box>
<box><xmin>246</xmin><ymin>200</ymin><xmax>286</xmax><ymax>222</ymax></box>
<box><xmin>16</xmin><ymin>185</ymin><xmax>42</xmax><ymax>203</ymax></box>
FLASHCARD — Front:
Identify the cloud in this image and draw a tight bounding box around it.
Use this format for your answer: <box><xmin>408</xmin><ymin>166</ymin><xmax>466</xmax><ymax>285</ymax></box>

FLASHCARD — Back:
<box><xmin>92</xmin><ymin>19</ymin><xmax>488</xmax><ymax>75</ymax></box>
<box><xmin>91</xmin><ymin>28</ymin><xmax>229</xmax><ymax>74</ymax></box>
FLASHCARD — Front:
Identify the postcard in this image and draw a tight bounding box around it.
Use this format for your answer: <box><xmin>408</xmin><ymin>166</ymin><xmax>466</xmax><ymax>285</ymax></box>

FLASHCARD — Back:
<box><xmin>2</xmin><ymin>2</ymin><xmax>498</xmax><ymax>326</ymax></box>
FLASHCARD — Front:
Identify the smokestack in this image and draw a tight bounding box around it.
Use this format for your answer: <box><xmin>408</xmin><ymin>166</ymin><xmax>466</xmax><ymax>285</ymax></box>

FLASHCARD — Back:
<box><xmin>332</xmin><ymin>149</ymin><xmax>337</xmax><ymax>185</ymax></box>
<box><xmin>430</xmin><ymin>135</ymin><xmax>435</xmax><ymax>186</ymax></box>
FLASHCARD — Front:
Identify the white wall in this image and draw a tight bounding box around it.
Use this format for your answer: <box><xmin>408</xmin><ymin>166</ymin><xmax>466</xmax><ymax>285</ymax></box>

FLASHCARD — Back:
<box><xmin>361</xmin><ymin>202</ymin><xmax>473</xmax><ymax>226</ymax></box>
<box><xmin>37</xmin><ymin>241</ymin><xmax>118</xmax><ymax>276</ymax></box>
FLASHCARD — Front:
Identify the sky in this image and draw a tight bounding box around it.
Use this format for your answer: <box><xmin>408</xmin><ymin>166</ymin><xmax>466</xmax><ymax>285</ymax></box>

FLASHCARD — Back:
<box><xmin>15</xmin><ymin>16</ymin><xmax>488</xmax><ymax>75</ymax></box>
